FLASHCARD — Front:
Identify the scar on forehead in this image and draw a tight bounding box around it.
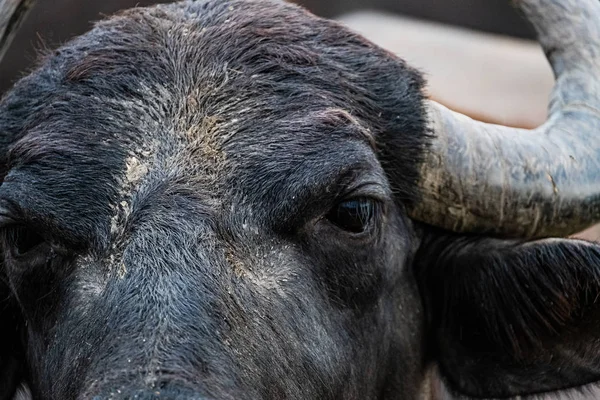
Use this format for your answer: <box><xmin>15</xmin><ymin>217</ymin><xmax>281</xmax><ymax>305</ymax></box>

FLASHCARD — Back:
<box><xmin>110</xmin><ymin>153</ymin><xmax>152</xmax><ymax>237</ymax></box>
<box><xmin>185</xmin><ymin>115</ymin><xmax>226</xmax><ymax>162</ymax></box>
<box><xmin>126</xmin><ymin>155</ymin><xmax>149</xmax><ymax>186</ymax></box>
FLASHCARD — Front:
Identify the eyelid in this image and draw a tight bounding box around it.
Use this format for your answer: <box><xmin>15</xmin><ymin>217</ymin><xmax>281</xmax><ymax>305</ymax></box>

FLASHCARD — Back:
<box><xmin>0</xmin><ymin>203</ymin><xmax>17</xmax><ymax>227</ymax></box>
<box><xmin>342</xmin><ymin>182</ymin><xmax>389</xmax><ymax>204</ymax></box>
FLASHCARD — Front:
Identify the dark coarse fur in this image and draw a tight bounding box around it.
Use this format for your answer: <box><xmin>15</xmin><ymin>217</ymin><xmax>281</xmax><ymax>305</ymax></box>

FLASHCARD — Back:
<box><xmin>0</xmin><ymin>0</ymin><xmax>427</xmax><ymax>399</ymax></box>
<box><xmin>417</xmin><ymin>230</ymin><xmax>600</xmax><ymax>398</ymax></box>
<box><xmin>1</xmin><ymin>1</ymin><xmax>600</xmax><ymax>399</ymax></box>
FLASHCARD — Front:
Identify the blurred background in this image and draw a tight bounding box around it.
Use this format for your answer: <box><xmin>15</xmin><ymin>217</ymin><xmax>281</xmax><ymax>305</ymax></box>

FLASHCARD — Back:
<box><xmin>0</xmin><ymin>0</ymin><xmax>598</xmax><ymax>240</ymax></box>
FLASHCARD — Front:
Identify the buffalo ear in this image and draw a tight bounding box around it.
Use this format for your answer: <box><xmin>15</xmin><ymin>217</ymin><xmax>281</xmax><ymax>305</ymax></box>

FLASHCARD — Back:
<box><xmin>0</xmin><ymin>278</ymin><xmax>25</xmax><ymax>400</ymax></box>
<box><xmin>417</xmin><ymin>232</ymin><xmax>600</xmax><ymax>398</ymax></box>
<box><xmin>0</xmin><ymin>1</ymin><xmax>34</xmax><ymax>398</ymax></box>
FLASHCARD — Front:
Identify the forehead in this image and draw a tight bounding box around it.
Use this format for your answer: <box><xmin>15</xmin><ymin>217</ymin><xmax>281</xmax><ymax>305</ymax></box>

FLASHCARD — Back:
<box><xmin>0</xmin><ymin>0</ymin><xmax>420</xmax><ymax>244</ymax></box>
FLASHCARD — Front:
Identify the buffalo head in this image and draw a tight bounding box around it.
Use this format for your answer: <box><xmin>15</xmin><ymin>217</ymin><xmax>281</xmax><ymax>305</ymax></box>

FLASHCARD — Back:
<box><xmin>0</xmin><ymin>0</ymin><xmax>600</xmax><ymax>399</ymax></box>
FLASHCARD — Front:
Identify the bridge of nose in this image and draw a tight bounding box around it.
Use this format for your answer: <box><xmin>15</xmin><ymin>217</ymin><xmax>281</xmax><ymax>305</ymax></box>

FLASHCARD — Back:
<box><xmin>88</xmin><ymin>385</ymin><xmax>214</xmax><ymax>400</ymax></box>
<box><xmin>72</xmin><ymin>210</ymin><xmax>249</xmax><ymax>396</ymax></box>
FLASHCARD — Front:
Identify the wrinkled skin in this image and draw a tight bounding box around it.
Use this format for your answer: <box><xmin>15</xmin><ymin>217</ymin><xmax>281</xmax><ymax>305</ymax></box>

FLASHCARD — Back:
<box><xmin>1</xmin><ymin>1</ymin><xmax>600</xmax><ymax>399</ymax></box>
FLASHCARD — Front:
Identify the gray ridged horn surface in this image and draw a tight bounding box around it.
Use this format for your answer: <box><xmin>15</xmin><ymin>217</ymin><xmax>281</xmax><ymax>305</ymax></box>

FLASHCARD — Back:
<box><xmin>410</xmin><ymin>0</ymin><xmax>600</xmax><ymax>238</ymax></box>
<box><xmin>0</xmin><ymin>0</ymin><xmax>36</xmax><ymax>65</ymax></box>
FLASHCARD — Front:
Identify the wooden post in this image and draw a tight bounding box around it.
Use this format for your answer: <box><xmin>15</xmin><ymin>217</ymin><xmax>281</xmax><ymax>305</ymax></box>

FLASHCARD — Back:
<box><xmin>0</xmin><ymin>0</ymin><xmax>36</xmax><ymax>64</ymax></box>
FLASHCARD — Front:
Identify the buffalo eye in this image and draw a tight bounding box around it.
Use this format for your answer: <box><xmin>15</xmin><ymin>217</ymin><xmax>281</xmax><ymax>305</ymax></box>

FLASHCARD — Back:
<box><xmin>326</xmin><ymin>197</ymin><xmax>377</xmax><ymax>233</ymax></box>
<box><xmin>6</xmin><ymin>226</ymin><xmax>45</xmax><ymax>257</ymax></box>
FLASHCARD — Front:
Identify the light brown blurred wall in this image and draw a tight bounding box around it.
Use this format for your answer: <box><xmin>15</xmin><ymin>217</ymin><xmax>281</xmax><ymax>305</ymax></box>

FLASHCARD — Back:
<box><xmin>297</xmin><ymin>0</ymin><xmax>534</xmax><ymax>38</ymax></box>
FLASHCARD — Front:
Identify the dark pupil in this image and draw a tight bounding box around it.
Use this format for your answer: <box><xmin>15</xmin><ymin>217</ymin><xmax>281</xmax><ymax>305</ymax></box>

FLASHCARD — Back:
<box><xmin>10</xmin><ymin>226</ymin><xmax>44</xmax><ymax>256</ymax></box>
<box><xmin>327</xmin><ymin>198</ymin><xmax>374</xmax><ymax>233</ymax></box>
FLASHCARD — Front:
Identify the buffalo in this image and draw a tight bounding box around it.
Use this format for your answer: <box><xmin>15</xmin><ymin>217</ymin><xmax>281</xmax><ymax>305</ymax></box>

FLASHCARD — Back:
<box><xmin>0</xmin><ymin>0</ymin><xmax>600</xmax><ymax>399</ymax></box>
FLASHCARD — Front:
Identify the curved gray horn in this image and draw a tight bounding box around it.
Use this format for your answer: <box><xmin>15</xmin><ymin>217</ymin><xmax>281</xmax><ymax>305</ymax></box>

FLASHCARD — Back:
<box><xmin>410</xmin><ymin>0</ymin><xmax>600</xmax><ymax>238</ymax></box>
<box><xmin>0</xmin><ymin>0</ymin><xmax>36</xmax><ymax>65</ymax></box>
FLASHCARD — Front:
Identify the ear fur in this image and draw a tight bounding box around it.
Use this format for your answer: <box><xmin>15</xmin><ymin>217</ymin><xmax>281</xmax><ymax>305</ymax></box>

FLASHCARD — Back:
<box><xmin>417</xmin><ymin>231</ymin><xmax>600</xmax><ymax>398</ymax></box>
<box><xmin>0</xmin><ymin>277</ymin><xmax>25</xmax><ymax>400</ymax></box>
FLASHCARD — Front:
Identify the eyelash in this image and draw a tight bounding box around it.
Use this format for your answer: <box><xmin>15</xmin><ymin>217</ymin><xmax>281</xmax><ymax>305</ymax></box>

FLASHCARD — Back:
<box><xmin>6</xmin><ymin>225</ymin><xmax>45</xmax><ymax>257</ymax></box>
<box><xmin>325</xmin><ymin>197</ymin><xmax>381</xmax><ymax>235</ymax></box>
